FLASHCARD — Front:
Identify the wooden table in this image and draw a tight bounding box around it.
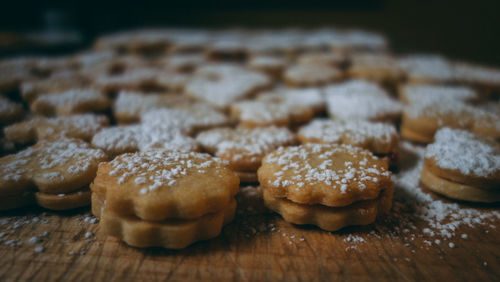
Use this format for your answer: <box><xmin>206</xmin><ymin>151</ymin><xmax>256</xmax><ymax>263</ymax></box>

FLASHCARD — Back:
<box><xmin>1</xmin><ymin>144</ymin><xmax>499</xmax><ymax>281</ymax></box>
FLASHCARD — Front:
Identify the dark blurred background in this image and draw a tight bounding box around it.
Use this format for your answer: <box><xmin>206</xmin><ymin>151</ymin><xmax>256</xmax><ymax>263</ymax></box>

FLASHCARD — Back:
<box><xmin>1</xmin><ymin>0</ymin><xmax>499</xmax><ymax>65</ymax></box>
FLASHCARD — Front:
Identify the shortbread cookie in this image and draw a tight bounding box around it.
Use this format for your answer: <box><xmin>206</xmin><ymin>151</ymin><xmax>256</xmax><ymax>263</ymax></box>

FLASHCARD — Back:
<box><xmin>453</xmin><ymin>62</ymin><xmax>500</xmax><ymax>96</ymax></box>
<box><xmin>140</xmin><ymin>104</ymin><xmax>230</xmax><ymax>135</ymax></box>
<box><xmin>262</xmin><ymin>184</ymin><xmax>393</xmax><ymax>231</ymax></box>
<box><xmin>398</xmin><ymin>54</ymin><xmax>454</xmax><ymax>84</ymax></box>
<box><xmin>94</xmin><ymin>190</ymin><xmax>236</xmax><ymax>249</ymax></box>
<box><xmin>93</xmin><ymin>68</ymin><xmax>160</xmax><ymax>94</ymax></box>
<box><xmin>258</xmin><ymin>143</ymin><xmax>393</xmax><ymax>207</ymax></box>
<box><xmin>160</xmin><ymin>53</ymin><xmax>207</xmax><ymax>73</ymax></box>
<box><xmin>0</xmin><ymin>138</ymin><xmax>107</xmax><ymax>210</ymax></box>
<box><xmin>347</xmin><ymin>54</ymin><xmax>405</xmax><ymax>89</ymax></box>
<box><xmin>247</xmin><ymin>55</ymin><xmax>287</xmax><ymax>79</ymax></box>
<box><xmin>91</xmin><ymin>124</ymin><xmax>198</xmax><ymax>158</ymax></box>
<box><xmin>296</xmin><ymin>52</ymin><xmax>345</xmax><ymax>67</ymax></box>
<box><xmin>196</xmin><ymin>126</ymin><xmax>296</xmax><ymax>182</ymax></box>
<box><xmin>284</xmin><ymin>64</ymin><xmax>343</xmax><ymax>87</ymax></box>
<box><xmin>30</xmin><ymin>88</ymin><xmax>110</xmax><ymax>116</ymax></box>
<box><xmin>401</xmin><ymin>100</ymin><xmax>500</xmax><ymax>143</ymax></box>
<box><xmin>91</xmin><ymin>150</ymin><xmax>239</xmax><ymax>220</ymax></box>
<box><xmin>325</xmin><ymin>80</ymin><xmax>402</xmax><ymax>122</ymax></box>
<box><xmin>297</xmin><ymin>119</ymin><xmax>399</xmax><ymax>157</ymax></box>
<box><xmin>4</xmin><ymin>114</ymin><xmax>109</xmax><ymax>144</ymax></box>
<box><xmin>0</xmin><ymin>96</ymin><xmax>24</xmax><ymax>125</ymax></box>
<box><xmin>185</xmin><ymin>64</ymin><xmax>271</xmax><ymax>109</ymax></box>
<box><xmin>422</xmin><ymin>128</ymin><xmax>500</xmax><ymax>201</ymax></box>
<box><xmin>399</xmin><ymin>84</ymin><xmax>479</xmax><ymax>104</ymax></box>
<box><xmin>21</xmin><ymin>75</ymin><xmax>88</xmax><ymax>104</ymax></box>
<box><xmin>35</xmin><ymin>188</ymin><xmax>91</xmax><ymax>210</ymax></box>
<box><xmin>113</xmin><ymin>91</ymin><xmax>192</xmax><ymax>124</ymax></box>
<box><xmin>230</xmin><ymin>100</ymin><xmax>314</xmax><ymax>128</ymax></box>
<box><xmin>257</xmin><ymin>87</ymin><xmax>326</xmax><ymax>114</ymax></box>
<box><xmin>207</xmin><ymin>39</ymin><xmax>246</xmax><ymax>61</ymax></box>
<box><xmin>0</xmin><ymin>57</ymin><xmax>36</xmax><ymax>92</ymax></box>
<box><xmin>155</xmin><ymin>71</ymin><xmax>191</xmax><ymax>92</ymax></box>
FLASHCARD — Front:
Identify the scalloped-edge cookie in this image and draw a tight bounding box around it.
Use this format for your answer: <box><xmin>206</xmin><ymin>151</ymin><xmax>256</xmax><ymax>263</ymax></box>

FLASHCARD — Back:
<box><xmin>297</xmin><ymin>119</ymin><xmax>399</xmax><ymax>158</ymax></box>
<box><xmin>258</xmin><ymin>143</ymin><xmax>392</xmax><ymax>207</ymax></box>
<box><xmin>90</xmin><ymin>150</ymin><xmax>239</xmax><ymax>221</ymax></box>
<box><xmin>398</xmin><ymin>54</ymin><xmax>454</xmax><ymax>84</ymax></box>
<box><xmin>30</xmin><ymin>88</ymin><xmax>110</xmax><ymax>116</ymax></box>
<box><xmin>421</xmin><ymin>128</ymin><xmax>500</xmax><ymax>202</ymax></box>
<box><xmin>196</xmin><ymin>126</ymin><xmax>297</xmax><ymax>182</ymax></box>
<box><xmin>4</xmin><ymin>114</ymin><xmax>109</xmax><ymax>144</ymax></box>
<box><xmin>0</xmin><ymin>138</ymin><xmax>107</xmax><ymax>210</ymax></box>
<box><xmin>263</xmin><ymin>184</ymin><xmax>393</xmax><ymax>231</ymax></box>
<box><xmin>398</xmin><ymin>84</ymin><xmax>479</xmax><ymax>105</ymax></box>
<box><xmin>284</xmin><ymin>63</ymin><xmax>343</xmax><ymax>87</ymax></box>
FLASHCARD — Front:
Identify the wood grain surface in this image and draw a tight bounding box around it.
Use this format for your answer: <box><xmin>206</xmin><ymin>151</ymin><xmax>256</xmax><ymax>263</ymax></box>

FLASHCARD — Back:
<box><xmin>0</xmin><ymin>145</ymin><xmax>499</xmax><ymax>282</ymax></box>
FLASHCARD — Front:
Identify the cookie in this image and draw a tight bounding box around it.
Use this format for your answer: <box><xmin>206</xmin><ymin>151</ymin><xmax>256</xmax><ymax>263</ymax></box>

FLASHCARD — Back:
<box><xmin>325</xmin><ymin>80</ymin><xmax>402</xmax><ymax>123</ymax></box>
<box><xmin>196</xmin><ymin>126</ymin><xmax>296</xmax><ymax>182</ymax></box>
<box><xmin>256</xmin><ymin>87</ymin><xmax>326</xmax><ymax>114</ymax></box>
<box><xmin>91</xmin><ymin>124</ymin><xmax>198</xmax><ymax>158</ymax></box>
<box><xmin>297</xmin><ymin>119</ymin><xmax>399</xmax><ymax>158</ymax></box>
<box><xmin>258</xmin><ymin>143</ymin><xmax>393</xmax><ymax>231</ymax></box>
<box><xmin>398</xmin><ymin>84</ymin><xmax>479</xmax><ymax>105</ymax></box>
<box><xmin>247</xmin><ymin>55</ymin><xmax>287</xmax><ymax>79</ymax></box>
<box><xmin>296</xmin><ymin>52</ymin><xmax>346</xmax><ymax>67</ymax></box>
<box><xmin>113</xmin><ymin>91</ymin><xmax>192</xmax><ymax>124</ymax></box>
<box><xmin>284</xmin><ymin>64</ymin><xmax>343</xmax><ymax>87</ymax></box>
<box><xmin>230</xmin><ymin>100</ymin><xmax>314</xmax><ymax>128</ymax></box>
<box><xmin>185</xmin><ymin>64</ymin><xmax>271</xmax><ymax>109</ymax></box>
<box><xmin>262</xmin><ymin>184</ymin><xmax>393</xmax><ymax>231</ymax></box>
<box><xmin>347</xmin><ymin>53</ymin><xmax>405</xmax><ymax>91</ymax></box>
<box><xmin>0</xmin><ymin>96</ymin><xmax>24</xmax><ymax>125</ymax></box>
<box><xmin>258</xmin><ymin>143</ymin><xmax>393</xmax><ymax>207</ymax></box>
<box><xmin>155</xmin><ymin>71</ymin><xmax>191</xmax><ymax>92</ymax></box>
<box><xmin>421</xmin><ymin>128</ymin><xmax>500</xmax><ymax>202</ymax></box>
<box><xmin>91</xmin><ymin>150</ymin><xmax>239</xmax><ymax>248</ymax></box>
<box><xmin>93</xmin><ymin>68</ymin><xmax>160</xmax><ymax>94</ymax></box>
<box><xmin>140</xmin><ymin>104</ymin><xmax>230</xmax><ymax>135</ymax></box>
<box><xmin>35</xmin><ymin>188</ymin><xmax>92</xmax><ymax>210</ymax></box>
<box><xmin>160</xmin><ymin>53</ymin><xmax>207</xmax><ymax>73</ymax></box>
<box><xmin>30</xmin><ymin>88</ymin><xmax>110</xmax><ymax>116</ymax></box>
<box><xmin>401</xmin><ymin>100</ymin><xmax>500</xmax><ymax>143</ymax></box>
<box><xmin>0</xmin><ymin>57</ymin><xmax>36</xmax><ymax>92</ymax></box>
<box><xmin>21</xmin><ymin>75</ymin><xmax>89</xmax><ymax>104</ymax></box>
<box><xmin>0</xmin><ymin>138</ymin><xmax>107</xmax><ymax>210</ymax></box>
<box><xmin>398</xmin><ymin>54</ymin><xmax>454</xmax><ymax>84</ymax></box>
<box><xmin>453</xmin><ymin>62</ymin><xmax>500</xmax><ymax>97</ymax></box>
<box><xmin>4</xmin><ymin>114</ymin><xmax>109</xmax><ymax>144</ymax></box>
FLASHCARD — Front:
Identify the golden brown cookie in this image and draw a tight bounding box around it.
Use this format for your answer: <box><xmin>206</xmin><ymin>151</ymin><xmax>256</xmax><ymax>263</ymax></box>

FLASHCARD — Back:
<box><xmin>262</xmin><ymin>184</ymin><xmax>393</xmax><ymax>231</ymax></box>
<box><xmin>160</xmin><ymin>53</ymin><xmax>207</xmax><ymax>73</ymax></box>
<box><xmin>347</xmin><ymin>53</ymin><xmax>405</xmax><ymax>90</ymax></box>
<box><xmin>4</xmin><ymin>114</ymin><xmax>109</xmax><ymax>144</ymax></box>
<box><xmin>398</xmin><ymin>84</ymin><xmax>479</xmax><ymax>105</ymax></box>
<box><xmin>21</xmin><ymin>75</ymin><xmax>89</xmax><ymax>104</ymax></box>
<box><xmin>284</xmin><ymin>64</ymin><xmax>343</xmax><ymax>87</ymax></box>
<box><xmin>35</xmin><ymin>188</ymin><xmax>91</xmax><ymax>210</ymax></box>
<box><xmin>453</xmin><ymin>62</ymin><xmax>500</xmax><ymax>97</ymax></box>
<box><xmin>196</xmin><ymin>126</ymin><xmax>296</xmax><ymax>181</ymax></box>
<box><xmin>0</xmin><ymin>57</ymin><xmax>36</xmax><ymax>92</ymax></box>
<box><xmin>296</xmin><ymin>52</ymin><xmax>346</xmax><ymax>67</ymax></box>
<box><xmin>0</xmin><ymin>138</ymin><xmax>107</xmax><ymax>210</ymax></box>
<box><xmin>297</xmin><ymin>119</ymin><xmax>399</xmax><ymax>157</ymax></box>
<box><xmin>398</xmin><ymin>54</ymin><xmax>454</xmax><ymax>84</ymax></box>
<box><xmin>185</xmin><ymin>64</ymin><xmax>271</xmax><ymax>109</ymax></box>
<box><xmin>247</xmin><ymin>55</ymin><xmax>287</xmax><ymax>79</ymax></box>
<box><xmin>113</xmin><ymin>91</ymin><xmax>192</xmax><ymax>124</ymax></box>
<box><xmin>230</xmin><ymin>100</ymin><xmax>314</xmax><ymax>128</ymax></box>
<box><xmin>256</xmin><ymin>87</ymin><xmax>326</xmax><ymax>114</ymax></box>
<box><xmin>91</xmin><ymin>150</ymin><xmax>239</xmax><ymax>220</ymax></box>
<box><xmin>325</xmin><ymin>80</ymin><xmax>402</xmax><ymax>123</ymax></box>
<box><xmin>401</xmin><ymin>100</ymin><xmax>500</xmax><ymax>143</ymax></box>
<box><xmin>258</xmin><ymin>143</ymin><xmax>393</xmax><ymax>207</ymax></box>
<box><xmin>30</xmin><ymin>88</ymin><xmax>110</xmax><ymax>116</ymax></box>
<box><xmin>421</xmin><ymin>128</ymin><xmax>500</xmax><ymax>202</ymax></box>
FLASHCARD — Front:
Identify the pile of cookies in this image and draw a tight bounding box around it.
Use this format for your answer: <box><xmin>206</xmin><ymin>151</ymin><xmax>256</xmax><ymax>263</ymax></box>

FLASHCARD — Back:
<box><xmin>1</xmin><ymin>27</ymin><xmax>499</xmax><ymax>248</ymax></box>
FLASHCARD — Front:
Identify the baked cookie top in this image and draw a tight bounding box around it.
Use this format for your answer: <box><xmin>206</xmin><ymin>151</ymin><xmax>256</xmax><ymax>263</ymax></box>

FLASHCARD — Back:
<box><xmin>30</xmin><ymin>88</ymin><xmax>110</xmax><ymax>116</ymax></box>
<box><xmin>258</xmin><ymin>143</ymin><xmax>392</xmax><ymax>207</ymax></box>
<box><xmin>257</xmin><ymin>87</ymin><xmax>325</xmax><ymax>112</ymax></box>
<box><xmin>297</xmin><ymin>119</ymin><xmax>398</xmax><ymax>155</ymax></box>
<box><xmin>196</xmin><ymin>126</ymin><xmax>296</xmax><ymax>171</ymax></box>
<box><xmin>398</xmin><ymin>54</ymin><xmax>454</xmax><ymax>84</ymax></box>
<box><xmin>399</xmin><ymin>84</ymin><xmax>478</xmax><ymax>104</ymax></box>
<box><xmin>284</xmin><ymin>63</ymin><xmax>343</xmax><ymax>87</ymax></box>
<box><xmin>424</xmin><ymin>128</ymin><xmax>500</xmax><ymax>184</ymax></box>
<box><xmin>325</xmin><ymin>80</ymin><xmax>402</xmax><ymax>121</ymax></box>
<box><xmin>0</xmin><ymin>138</ymin><xmax>107</xmax><ymax>195</ymax></box>
<box><xmin>4</xmin><ymin>114</ymin><xmax>109</xmax><ymax>144</ymax></box>
<box><xmin>92</xmin><ymin>150</ymin><xmax>239</xmax><ymax>220</ymax></box>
